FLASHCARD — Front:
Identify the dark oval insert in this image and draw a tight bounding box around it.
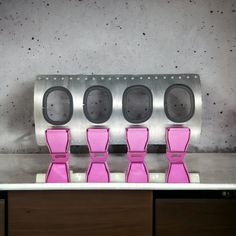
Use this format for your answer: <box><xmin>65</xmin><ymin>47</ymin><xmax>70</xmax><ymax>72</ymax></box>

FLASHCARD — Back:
<box><xmin>83</xmin><ymin>86</ymin><xmax>113</xmax><ymax>123</ymax></box>
<box><xmin>43</xmin><ymin>86</ymin><xmax>73</xmax><ymax>125</ymax></box>
<box><xmin>123</xmin><ymin>85</ymin><xmax>153</xmax><ymax>123</ymax></box>
<box><xmin>164</xmin><ymin>84</ymin><xmax>195</xmax><ymax>123</ymax></box>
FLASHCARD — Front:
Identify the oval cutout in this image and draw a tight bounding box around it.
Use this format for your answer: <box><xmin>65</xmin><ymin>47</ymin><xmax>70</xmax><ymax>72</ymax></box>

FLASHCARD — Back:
<box><xmin>164</xmin><ymin>84</ymin><xmax>195</xmax><ymax>123</ymax></box>
<box><xmin>123</xmin><ymin>85</ymin><xmax>153</xmax><ymax>123</ymax></box>
<box><xmin>83</xmin><ymin>86</ymin><xmax>113</xmax><ymax>123</ymax></box>
<box><xmin>43</xmin><ymin>86</ymin><xmax>73</xmax><ymax>125</ymax></box>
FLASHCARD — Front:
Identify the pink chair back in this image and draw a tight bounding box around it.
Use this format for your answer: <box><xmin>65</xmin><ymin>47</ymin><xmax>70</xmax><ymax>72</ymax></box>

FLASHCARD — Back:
<box><xmin>46</xmin><ymin>129</ymin><xmax>70</xmax><ymax>153</ymax></box>
<box><xmin>126</xmin><ymin>127</ymin><xmax>148</xmax><ymax>152</ymax></box>
<box><xmin>166</xmin><ymin>127</ymin><xmax>190</xmax><ymax>152</ymax></box>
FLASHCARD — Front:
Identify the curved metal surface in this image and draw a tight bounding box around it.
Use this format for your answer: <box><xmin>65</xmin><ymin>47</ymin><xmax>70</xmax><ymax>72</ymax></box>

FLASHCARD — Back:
<box><xmin>34</xmin><ymin>74</ymin><xmax>202</xmax><ymax>146</ymax></box>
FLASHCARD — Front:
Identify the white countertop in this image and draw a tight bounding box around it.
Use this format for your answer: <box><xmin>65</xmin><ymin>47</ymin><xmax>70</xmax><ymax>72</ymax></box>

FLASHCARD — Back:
<box><xmin>0</xmin><ymin>153</ymin><xmax>235</xmax><ymax>190</ymax></box>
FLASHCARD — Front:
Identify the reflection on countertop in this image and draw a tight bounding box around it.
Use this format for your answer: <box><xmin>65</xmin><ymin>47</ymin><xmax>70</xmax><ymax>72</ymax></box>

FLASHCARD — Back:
<box><xmin>0</xmin><ymin>153</ymin><xmax>235</xmax><ymax>190</ymax></box>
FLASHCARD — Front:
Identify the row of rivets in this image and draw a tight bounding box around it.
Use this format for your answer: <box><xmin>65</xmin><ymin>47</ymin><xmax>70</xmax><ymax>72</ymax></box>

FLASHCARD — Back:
<box><xmin>38</xmin><ymin>75</ymin><xmax>199</xmax><ymax>80</ymax></box>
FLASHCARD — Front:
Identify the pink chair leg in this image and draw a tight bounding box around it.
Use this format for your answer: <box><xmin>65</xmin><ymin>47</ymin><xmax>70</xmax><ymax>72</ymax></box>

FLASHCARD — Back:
<box><xmin>45</xmin><ymin>128</ymin><xmax>70</xmax><ymax>183</ymax></box>
<box><xmin>126</xmin><ymin>127</ymin><xmax>149</xmax><ymax>183</ymax></box>
<box><xmin>166</xmin><ymin>127</ymin><xmax>190</xmax><ymax>183</ymax></box>
<box><xmin>86</xmin><ymin>128</ymin><xmax>110</xmax><ymax>183</ymax></box>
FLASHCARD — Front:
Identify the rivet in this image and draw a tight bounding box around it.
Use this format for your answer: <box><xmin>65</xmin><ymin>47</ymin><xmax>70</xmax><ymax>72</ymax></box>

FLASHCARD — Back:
<box><xmin>155</xmin><ymin>76</ymin><xmax>158</xmax><ymax>79</ymax></box>
<box><xmin>171</xmin><ymin>76</ymin><xmax>174</xmax><ymax>79</ymax></box>
<box><xmin>61</xmin><ymin>77</ymin><xmax>65</xmax><ymax>80</ymax></box>
<box><xmin>140</xmin><ymin>76</ymin><xmax>143</xmax><ymax>80</ymax></box>
<box><xmin>179</xmin><ymin>76</ymin><xmax>182</xmax><ymax>79</ymax></box>
<box><xmin>187</xmin><ymin>76</ymin><xmax>190</xmax><ymax>79</ymax></box>
<box><xmin>163</xmin><ymin>76</ymin><xmax>166</xmax><ymax>79</ymax></box>
<box><xmin>53</xmin><ymin>77</ymin><xmax>57</xmax><ymax>80</ymax></box>
<box><xmin>148</xmin><ymin>76</ymin><xmax>151</xmax><ymax>79</ymax></box>
<box><xmin>69</xmin><ymin>77</ymin><xmax>73</xmax><ymax>80</ymax></box>
<box><xmin>124</xmin><ymin>77</ymin><xmax>127</xmax><ymax>80</ymax></box>
<box><xmin>116</xmin><ymin>77</ymin><xmax>119</xmax><ymax>80</ymax></box>
<box><xmin>101</xmin><ymin>77</ymin><xmax>104</xmax><ymax>80</ymax></box>
<box><xmin>77</xmin><ymin>77</ymin><xmax>80</xmax><ymax>80</ymax></box>
<box><xmin>131</xmin><ymin>77</ymin><xmax>134</xmax><ymax>80</ymax></box>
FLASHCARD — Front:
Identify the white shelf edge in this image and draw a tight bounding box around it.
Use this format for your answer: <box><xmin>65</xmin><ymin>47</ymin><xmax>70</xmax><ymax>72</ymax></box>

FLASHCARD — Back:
<box><xmin>0</xmin><ymin>183</ymin><xmax>236</xmax><ymax>191</ymax></box>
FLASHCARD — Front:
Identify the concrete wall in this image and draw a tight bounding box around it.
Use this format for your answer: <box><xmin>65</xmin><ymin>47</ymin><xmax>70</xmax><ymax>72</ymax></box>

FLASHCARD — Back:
<box><xmin>0</xmin><ymin>0</ymin><xmax>235</xmax><ymax>153</ymax></box>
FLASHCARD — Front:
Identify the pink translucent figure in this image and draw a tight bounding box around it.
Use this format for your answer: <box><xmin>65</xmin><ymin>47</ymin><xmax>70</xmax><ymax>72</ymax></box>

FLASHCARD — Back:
<box><xmin>126</xmin><ymin>127</ymin><xmax>149</xmax><ymax>183</ymax></box>
<box><xmin>86</xmin><ymin>128</ymin><xmax>110</xmax><ymax>182</ymax></box>
<box><xmin>45</xmin><ymin>128</ymin><xmax>70</xmax><ymax>183</ymax></box>
<box><xmin>166</xmin><ymin>127</ymin><xmax>190</xmax><ymax>183</ymax></box>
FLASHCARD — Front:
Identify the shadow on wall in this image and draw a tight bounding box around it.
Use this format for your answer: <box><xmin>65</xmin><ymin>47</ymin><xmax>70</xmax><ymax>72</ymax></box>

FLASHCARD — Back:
<box><xmin>3</xmin><ymin>81</ymin><xmax>47</xmax><ymax>153</ymax></box>
<box><xmin>191</xmin><ymin>98</ymin><xmax>236</xmax><ymax>153</ymax></box>
<box><xmin>214</xmin><ymin>108</ymin><xmax>236</xmax><ymax>152</ymax></box>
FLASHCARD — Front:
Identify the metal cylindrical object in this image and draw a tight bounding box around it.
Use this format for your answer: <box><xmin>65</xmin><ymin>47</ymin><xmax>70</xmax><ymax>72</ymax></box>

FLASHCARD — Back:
<box><xmin>34</xmin><ymin>74</ymin><xmax>202</xmax><ymax>146</ymax></box>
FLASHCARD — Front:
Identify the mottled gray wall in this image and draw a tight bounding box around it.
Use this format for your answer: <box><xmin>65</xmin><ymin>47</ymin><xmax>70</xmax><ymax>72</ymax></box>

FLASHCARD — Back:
<box><xmin>0</xmin><ymin>0</ymin><xmax>235</xmax><ymax>153</ymax></box>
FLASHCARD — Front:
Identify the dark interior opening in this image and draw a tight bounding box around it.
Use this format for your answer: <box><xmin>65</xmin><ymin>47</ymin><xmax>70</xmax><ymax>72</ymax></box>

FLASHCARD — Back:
<box><xmin>43</xmin><ymin>86</ymin><xmax>73</xmax><ymax>125</ymax></box>
<box><xmin>122</xmin><ymin>85</ymin><xmax>153</xmax><ymax>123</ymax></box>
<box><xmin>164</xmin><ymin>84</ymin><xmax>195</xmax><ymax>123</ymax></box>
<box><xmin>83</xmin><ymin>86</ymin><xmax>113</xmax><ymax>124</ymax></box>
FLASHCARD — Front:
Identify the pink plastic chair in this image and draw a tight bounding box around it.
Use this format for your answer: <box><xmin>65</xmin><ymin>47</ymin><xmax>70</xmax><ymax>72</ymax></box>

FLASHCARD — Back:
<box><xmin>45</xmin><ymin>128</ymin><xmax>70</xmax><ymax>183</ymax></box>
<box><xmin>86</xmin><ymin>128</ymin><xmax>110</xmax><ymax>182</ymax></box>
<box><xmin>126</xmin><ymin>127</ymin><xmax>149</xmax><ymax>183</ymax></box>
<box><xmin>166</xmin><ymin>127</ymin><xmax>190</xmax><ymax>183</ymax></box>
